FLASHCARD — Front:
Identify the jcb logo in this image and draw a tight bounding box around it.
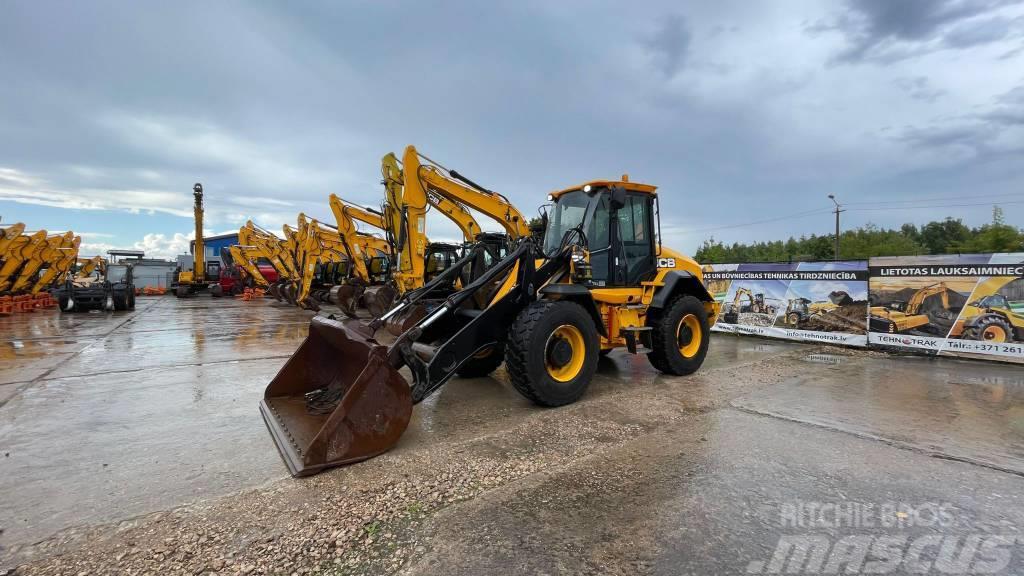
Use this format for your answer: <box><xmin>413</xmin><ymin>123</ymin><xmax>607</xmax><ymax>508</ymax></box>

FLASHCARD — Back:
<box><xmin>657</xmin><ymin>258</ymin><xmax>676</xmax><ymax>268</ymax></box>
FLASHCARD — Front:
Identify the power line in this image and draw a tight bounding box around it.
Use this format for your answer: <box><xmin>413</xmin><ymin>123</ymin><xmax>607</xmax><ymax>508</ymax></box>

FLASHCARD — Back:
<box><xmin>843</xmin><ymin>191</ymin><xmax>1023</xmax><ymax>206</ymax></box>
<box><xmin>686</xmin><ymin>199</ymin><xmax>1023</xmax><ymax>235</ymax></box>
<box><xmin>686</xmin><ymin>207</ymin><xmax>832</xmax><ymax>234</ymax></box>
<box><xmin>848</xmin><ymin>199</ymin><xmax>1024</xmax><ymax>212</ymax></box>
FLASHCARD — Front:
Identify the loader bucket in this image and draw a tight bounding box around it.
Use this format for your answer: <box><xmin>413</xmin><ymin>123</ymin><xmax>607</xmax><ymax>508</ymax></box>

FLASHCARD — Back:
<box><xmin>260</xmin><ymin>315</ymin><xmax>412</xmax><ymax>476</ymax></box>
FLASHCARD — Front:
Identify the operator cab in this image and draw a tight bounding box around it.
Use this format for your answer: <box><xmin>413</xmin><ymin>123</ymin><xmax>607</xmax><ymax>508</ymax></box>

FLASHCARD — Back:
<box><xmin>544</xmin><ymin>179</ymin><xmax>658</xmax><ymax>287</ymax></box>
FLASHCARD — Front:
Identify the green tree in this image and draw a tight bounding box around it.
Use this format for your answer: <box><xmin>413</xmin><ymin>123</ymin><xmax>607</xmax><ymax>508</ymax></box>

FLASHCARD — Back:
<box><xmin>694</xmin><ymin>206</ymin><xmax>1022</xmax><ymax>263</ymax></box>
<box><xmin>919</xmin><ymin>218</ymin><xmax>971</xmax><ymax>254</ymax></box>
<box><xmin>961</xmin><ymin>207</ymin><xmax>1024</xmax><ymax>253</ymax></box>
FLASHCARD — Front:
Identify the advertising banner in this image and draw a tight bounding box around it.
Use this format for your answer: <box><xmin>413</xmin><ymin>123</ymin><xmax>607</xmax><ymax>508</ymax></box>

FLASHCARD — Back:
<box><xmin>703</xmin><ymin>261</ymin><xmax>869</xmax><ymax>347</ymax></box>
<box><xmin>868</xmin><ymin>253</ymin><xmax>1024</xmax><ymax>363</ymax></box>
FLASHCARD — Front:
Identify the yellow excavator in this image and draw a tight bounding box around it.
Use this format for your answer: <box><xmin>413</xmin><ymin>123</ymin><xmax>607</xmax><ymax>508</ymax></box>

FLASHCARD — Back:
<box><xmin>261</xmin><ymin>174</ymin><xmax>718</xmax><ymax>476</ymax></box>
<box><xmin>237</xmin><ymin>221</ymin><xmax>302</xmax><ymax>301</ymax></box>
<box><xmin>286</xmin><ymin>214</ymin><xmax>353</xmax><ymax>310</ymax></box>
<box><xmin>869</xmin><ymin>282</ymin><xmax>960</xmax><ymax>334</ymax></box>
<box><xmin>9</xmin><ymin>232</ymin><xmax>78</xmax><ymax>294</ymax></box>
<box><xmin>30</xmin><ymin>236</ymin><xmax>81</xmax><ymax>294</ymax></box>
<box><xmin>722</xmin><ymin>287</ymin><xmax>776</xmax><ymax>323</ymax></box>
<box><xmin>949</xmin><ymin>276</ymin><xmax>1024</xmax><ymax>342</ymax></box>
<box><xmin>75</xmin><ymin>256</ymin><xmax>107</xmax><ymax>279</ymax></box>
<box><xmin>0</xmin><ymin>222</ymin><xmax>27</xmax><ymax>259</ymax></box>
<box><xmin>0</xmin><ymin>230</ymin><xmax>48</xmax><ymax>293</ymax></box>
<box><xmin>325</xmin><ymin>194</ymin><xmax>395</xmax><ymax>316</ymax></box>
<box><xmin>379</xmin><ymin>145</ymin><xmax>529</xmax><ymax>296</ymax></box>
<box><xmin>175</xmin><ymin>183</ymin><xmax>212</xmax><ymax>297</ymax></box>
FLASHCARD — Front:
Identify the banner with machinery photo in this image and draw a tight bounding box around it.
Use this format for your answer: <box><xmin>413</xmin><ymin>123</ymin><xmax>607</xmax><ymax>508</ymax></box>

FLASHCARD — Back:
<box><xmin>703</xmin><ymin>261</ymin><xmax>869</xmax><ymax>347</ymax></box>
<box><xmin>868</xmin><ymin>254</ymin><xmax>1024</xmax><ymax>363</ymax></box>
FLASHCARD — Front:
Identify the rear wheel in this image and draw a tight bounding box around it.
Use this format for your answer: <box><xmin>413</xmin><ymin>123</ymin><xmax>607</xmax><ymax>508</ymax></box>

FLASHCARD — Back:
<box><xmin>455</xmin><ymin>344</ymin><xmax>505</xmax><ymax>378</ymax></box>
<box><xmin>113</xmin><ymin>292</ymin><xmax>128</xmax><ymax>311</ymax></box>
<box><xmin>506</xmin><ymin>300</ymin><xmax>599</xmax><ymax>407</ymax></box>
<box><xmin>647</xmin><ymin>294</ymin><xmax>710</xmax><ymax>376</ymax></box>
<box><xmin>964</xmin><ymin>315</ymin><xmax>1014</xmax><ymax>343</ymax></box>
<box><xmin>786</xmin><ymin>312</ymin><xmax>800</xmax><ymax>326</ymax></box>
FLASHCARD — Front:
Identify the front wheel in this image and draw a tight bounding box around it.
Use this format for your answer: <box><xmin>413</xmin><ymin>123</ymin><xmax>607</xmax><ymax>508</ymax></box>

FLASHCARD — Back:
<box><xmin>647</xmin><ymin>294</ymin><xmax>710</xmax><ymax>376</ymax></box>
<box><xmin>505</xmin><ymin>300</ymin><xmax>599</xmax><ymax>407</ymax></box>
<box><xmin>964</xmin><ymin>315</ymin><xmax>1014</xmax><ymax>343</ymax></box>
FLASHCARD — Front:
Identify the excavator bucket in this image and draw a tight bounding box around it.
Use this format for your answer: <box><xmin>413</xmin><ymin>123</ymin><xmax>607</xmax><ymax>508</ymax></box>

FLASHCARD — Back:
<box><xmin>362</xmin><ymin>284</ymin><xmax>398</xmax><ymax>318</ymax></box>
<box><xmin>260</xmin><ymin>315</ymin><xmax>412</xmax><ymax>477</ymax></box>
<box><xmin>328</xmin><ymin>283</ymin><xmax>365</xmax><ymax>318</ymax></box>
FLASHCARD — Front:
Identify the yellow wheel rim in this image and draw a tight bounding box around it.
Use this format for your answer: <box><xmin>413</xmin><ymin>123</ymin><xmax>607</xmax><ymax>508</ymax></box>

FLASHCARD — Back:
<box><xmin>983</xmin><ymin>325</ymin><xmax>1008</xmax><ymax>342</ymax></box>
<box><xmin>678</xmin><ymin>314</ymin><xmax>702</xmax><ymax>358</ymax></box>
<box><xmin>545</xmin><ymin>324</ymin><xmax>586</xmax><ymax>382</ymax></box>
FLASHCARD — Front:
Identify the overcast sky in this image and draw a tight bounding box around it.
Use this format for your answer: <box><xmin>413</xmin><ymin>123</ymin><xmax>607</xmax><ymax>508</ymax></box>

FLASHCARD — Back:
<box><xmin>1</xmin><ymin>0</ymin><xmax>1022</xmax><ymax>259</ymax></box>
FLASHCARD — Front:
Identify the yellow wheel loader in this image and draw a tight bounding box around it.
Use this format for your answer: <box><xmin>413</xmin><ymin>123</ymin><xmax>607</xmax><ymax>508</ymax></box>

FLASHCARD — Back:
<box><xmin>949</xmin><ymin>276</ymin><xmax>1024</xmax><ymax>342</ymax></box>
<box><xmin>261</xmin><ymin>176</ymin><xmax>718</xmax><ymax>476</ymax></box>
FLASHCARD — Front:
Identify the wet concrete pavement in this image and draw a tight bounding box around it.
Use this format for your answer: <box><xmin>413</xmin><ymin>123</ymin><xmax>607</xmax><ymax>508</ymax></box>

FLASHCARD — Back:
<box><xmin>1</xmin><ymin>297</ymin><xmax>312</xmax><ymax>553</ymax></box>
<box><xmin>2</xmin><ymin>296</ymin><xmax>1024</xmax><ymax>574</ymax></box>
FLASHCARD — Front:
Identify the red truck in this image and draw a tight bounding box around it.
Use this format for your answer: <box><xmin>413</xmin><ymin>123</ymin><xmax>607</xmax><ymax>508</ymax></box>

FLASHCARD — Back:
<box><xmin>214</xmin><ymin>262</ymin><xmax>279</xmax><ymax>296</ymax></box>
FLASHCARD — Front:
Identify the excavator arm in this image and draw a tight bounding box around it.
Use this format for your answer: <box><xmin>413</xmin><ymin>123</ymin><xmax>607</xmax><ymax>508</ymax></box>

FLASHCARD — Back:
<box><xmin>291</xmin><ymin>215</ymin><xmax>351</xmax><ymax>309</ymax></box>
<box><xmin>75</xmin><ymin>256</ymin><xmax>106</xmax><ymax>279</ymax></box>
<box><xmin>425</xmin><ymin>190</ymin><xmax>480</xmax><ymax>241</ymax></box>
<box><xmin>0</xmin><ymin>222</ymin><xmax>26</xmax><ymax>256</ymax></box>
<box><xmin>241</xmin><ymin>221</ymin><xmax>299</xmax><ymax>281</ymax></box>
<box><xmin>11</xmin><ymin>232</ymin><xmax>74</xmax><ymax>293</ymax></box>
<box><xmin>0</xmin><ymin>230</ymin><xmax>47</xmax><ymax>292</ymax></box>
<box><xmin>31</xmin><ymin>236</ymin><xmax>81</xmax><ymax>294</ymax></box>
<box><xmin>401</xmin><ymin>145</ymin><xmax>530</xmax><ymax>239</ymax></box>
<box><xmin>381</xmin><ymin>152</ymin><xmax>429</xmax><ymax>292</ymax></box>
<box><xmin>227</xmin><ymin>245</ymin><xmax>272</xmax><ymax>288</ymax></box>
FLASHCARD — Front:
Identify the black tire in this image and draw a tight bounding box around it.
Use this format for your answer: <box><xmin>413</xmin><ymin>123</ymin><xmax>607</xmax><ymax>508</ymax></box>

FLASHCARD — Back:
<box><xmin>455</xmin><ymin>344</ymin><xmax>505</xmax><ymax>378</ymax></box>
<box><xmin>964</xmin><ymin>315</ymin><xmax>1015</xmax><ymax>343</ymax></box>
<box><xmin>128</xmin><ymin>291</ymin><xmax>136</xmax><ymax>310</ymax></box>
<box><xmin>786</xmin><ymin>312</ymin><xmax>800</xmax><ymax>326</ymax></box>
<box><xmin>647</xmin><ymin>294</ymin><xmax>710</xmax><ymax>376</ymax></box>
<box><xmin>113</xmin><ymin>292</ymin><xmax>128</xmax><ymax>311</ymax></box>
<box><xmin>506</xmin><ymin>300</ymin><xmax>599</xmax><ymax>407</ymax></box>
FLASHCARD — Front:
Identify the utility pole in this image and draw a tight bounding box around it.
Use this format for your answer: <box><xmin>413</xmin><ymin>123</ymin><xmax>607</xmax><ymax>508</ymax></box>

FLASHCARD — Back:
<box><xmin>828</xmin><ymin>194</ymin><xmax>844</xmax><ymax>261</ymax></box>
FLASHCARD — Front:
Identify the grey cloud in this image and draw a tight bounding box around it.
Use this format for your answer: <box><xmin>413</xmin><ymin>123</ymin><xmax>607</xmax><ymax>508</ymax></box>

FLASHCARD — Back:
<box><xmin>895</xmin><ymin>81</ymin><xmax>1024</xmax><ymax>153</ymax></box>
<box><xmin>644</xmin><ymin>14</ymin><xmax>693</xmax><ymax>77</ymax></box>
<box><xmin>893</xmin><ymin>76</ymin><xmax>947</xmax><ymax>102</ymax></box>
<box><xmin>814</xmin><ymin>0</ymin><xmax>1024</xmax><ymax>63</ymax></box>
<box><xmin>1</xmin><ymin>1</ymin><xmax>1022</xmax><ymax>252</ymax></box>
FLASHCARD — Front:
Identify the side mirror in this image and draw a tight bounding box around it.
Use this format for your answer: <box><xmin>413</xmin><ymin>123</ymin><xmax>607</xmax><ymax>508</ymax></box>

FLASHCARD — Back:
<box><xmin>609</xmin><ymin>186</ymin><xmax>627</xmax><ymax>210</ymax></box>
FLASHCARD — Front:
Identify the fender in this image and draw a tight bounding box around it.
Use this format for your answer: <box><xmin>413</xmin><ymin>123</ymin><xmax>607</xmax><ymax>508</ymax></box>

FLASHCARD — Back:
<box><xmin>538</xmin><ymin>284</ymin><xmax>608</xmax><ymax>337</ymax></box>
<box><xmin>650</xmin><ymin>271</ymin><xmax>713</xmax><ymax>309</ymax></box>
